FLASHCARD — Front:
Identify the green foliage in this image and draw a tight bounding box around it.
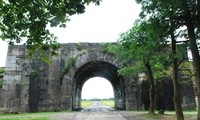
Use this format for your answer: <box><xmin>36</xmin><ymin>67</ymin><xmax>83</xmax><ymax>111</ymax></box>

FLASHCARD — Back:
<box><xmin>62</xmin><ymin>49</ymin><xmax>90</xmax><ymax>76</ymax></box>
<box><xmin>62</xmin><ymin>57</ymin><xmax>76</xmax><ymax>75</ymax></box>
<box><xmin>179</xmin><ymin>61</ymin><xmax>194</xmax><ymax>79</ymax></box>
<box><xmin>135</xmin><ymin>0</ymin><xmax>199</xmax><ymax>76</ymax></box>
<box><xmin>30</xmin><ymin>70</ymin><xmax>38</xmax><ymax>77</ymax></box>
<box><xmin>70</xmin><ymin>57</ymin><xmax>76</xmax><ymax>66</ymax></box>
<box><xmin>134</xmin><ymin>0</ymin><xmax>200</xmax><ymax>119</ymax></box>
<box><xmin>0</xmin><ymin>0</ymin><xmax>100</xmax><ymax>59</ymax></box>
<box><xmin>75</xmin><ymin>43</ymin><xmax>83</xmax><ymax>51</ymax></box>
<box><xmin>0</xmin><ymin>67</ymin><xmax>4</xmax><ymax>89</ymax></box>
<box><xmin>106</xmin><ymin>20</ymin><xmax>170</xmax><ymax>79</ymax></box>
<box><xmin>62</xmin><ymin>62</ymin><xmax>70</xmax><ymax>75</ymax></box>
<box><xmin>178</xmin><ymin>61</ymin><xmax>195</xmax><ymax>85</ymax></box>
<box><xmin>0</xmin><ymin>67</ymin><xmax>4</xmax><ymax>77</ymax></box>
<box><xmin>118</xmin><ymin>61</ymin><xmax>145</xmax><ymax>76</ymax></box>
<box><xmin>0</xmin><ymin>79</ymin><xmax>3</xmax><ymax>88</ymax></box>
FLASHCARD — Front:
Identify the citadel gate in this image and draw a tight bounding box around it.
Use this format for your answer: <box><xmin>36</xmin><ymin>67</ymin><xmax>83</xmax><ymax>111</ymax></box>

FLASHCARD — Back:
<box><xmin>0</xmin><ymin>43</ymin><xmax>136</xmax><ymax>112</ymax></box>
<box><xmin>0</xmin><ymin>43</ymin><xmax>196</xmax><ymax>113</ymax></box>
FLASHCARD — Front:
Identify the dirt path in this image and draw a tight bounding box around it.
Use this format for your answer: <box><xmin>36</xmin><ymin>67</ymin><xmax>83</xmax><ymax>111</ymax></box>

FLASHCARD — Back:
<box><xmin>72</xmin><ymin>111</ymin><xmax>127</xmax><ymax>120</ymax></box>
<box><xmin>50</xmin><ymin>102</ymin><xmax>197</xmax><ymax>120</ymax></box>
<box><xmin>50</xmin><ymin>111</ymin><xmax>145</xmax><ymax>120</ymax></box>
<box><xmin>51</xmin><ymin>102</ymin><xmax>143</xmax><ymax>120</ymax></box>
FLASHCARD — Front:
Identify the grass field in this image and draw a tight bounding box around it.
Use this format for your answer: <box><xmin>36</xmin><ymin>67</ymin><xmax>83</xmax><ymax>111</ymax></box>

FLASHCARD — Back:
<box><xmin>100</xmin><ymin>100</ymin><xmax>114</xmax><ymax>108</ymax></box>
<box><xmin>81</xmin><ymin>99</ymin><xmax>114</xmax><ymax>108</ymax></box>
<box><xmin>0</xmin><ymin>112</ymin><xmax>52</xmax><ymax>120</ymax></box>
<box><xmin>81</xmin><ymin>100</ymin><xmax>93</xmax><ymax>108</ymax></box>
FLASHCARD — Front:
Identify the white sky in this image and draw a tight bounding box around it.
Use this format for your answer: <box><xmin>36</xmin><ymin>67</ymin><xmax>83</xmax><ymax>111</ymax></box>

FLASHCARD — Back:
<box><xmin>81</xmin><ymin>77</ymin><xmax>114</xmax><ymax>99</ymax></box>
<box><xmin>0</xmin><ymin>0</ymin><xmax>141</xmax><ymax>67</ymax></box>
<box><xmin>0</xmin><ymin>0</ymin><xmax>141</xmax><ymax>99</ymax></box>
<box><xmin>50</xmin><ymin>0</ymin><xmax>141</xmax><ymax>43</ymax></box>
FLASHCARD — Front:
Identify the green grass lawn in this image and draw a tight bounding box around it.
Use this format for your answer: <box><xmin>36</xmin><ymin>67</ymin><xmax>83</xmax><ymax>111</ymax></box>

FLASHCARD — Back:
<box><xmin>81</xmin><ymin>100</ymin><xmax>93</xmax><ymax>108</ymax></box>
<box><xmin>81</xmin><ymin>99</ymin><xmax>114</xmax><ymax>108</ymax></box>
<box><xmin>100</xmin><ymin>100</ymin><xmax>114</xmax><ymax>108</ymax></box>
<box><xmin>0</xmin><ymin>117</ymin><xmax>49</xmax><ymax>120</ymax></box>
<box><xmin>0</xmin><ymin>113</ymin><xmax>51</xmax><ymax>120</ymax></box>
<box><xmin>0</xmin><ymin>112</ymin><xmax>67</xmax><ymax>120</ymax></box>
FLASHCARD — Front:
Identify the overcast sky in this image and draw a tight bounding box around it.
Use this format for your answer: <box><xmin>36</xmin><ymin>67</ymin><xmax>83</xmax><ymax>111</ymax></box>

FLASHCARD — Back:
<box><xmin>0</xmin><ymin>0</ymin><xmax>141</xmax><ymax>99</ymax></box>
<box><xmin>82</xmin><ymin>77</ymin><xmax>114</xmax><ymax>99</ymax></box>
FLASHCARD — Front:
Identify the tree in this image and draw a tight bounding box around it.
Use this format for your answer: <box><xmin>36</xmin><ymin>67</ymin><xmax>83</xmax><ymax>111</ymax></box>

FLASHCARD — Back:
<box><xmin>136</xmin><ymin>0</ymin><xmax>200</xmax><ymax>119</ymax></box>
<box><xmin>0</xmin><ymin>0</ymin><xmax>100</xmax><ymax>58</ymax></box>
<box><xmin>106</xmin><ymin>20</ymin><xmax>169</xmax><ymax>114</ymax></box>
<box><xmin>171</xmin><ymin>26</ymin><xmax>185</xmax><ymax>120</ymax></box>
<box><xmin>179</xmin><ymin>1</ymin><xmax>200</xmax><ymax>119</ymax></box>
<box><xmin>135</xmin><ymin>0</ymin><xmax>200</xmax><ymax>119</ymax></box>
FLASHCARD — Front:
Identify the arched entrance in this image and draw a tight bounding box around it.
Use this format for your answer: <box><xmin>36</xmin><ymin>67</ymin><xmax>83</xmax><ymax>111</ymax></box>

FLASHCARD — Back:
<box><xmin>81</xmin><ymin>77</ymin><xmax>114</xmax><ymax>100</ymax></box>
<box><xmin>72</xmin><ymin>61</ymin><xmax>125</xmax><ymax>110</ymax></box>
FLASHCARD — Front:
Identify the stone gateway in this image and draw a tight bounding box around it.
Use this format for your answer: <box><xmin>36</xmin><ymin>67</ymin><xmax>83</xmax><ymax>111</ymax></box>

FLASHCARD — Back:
<box><xmin>0</xmin><ymin>43</ymin><xmax>196</xmax><ymax>113</ymax></box>
<box><xmin>0</xmin><ymin>43</ymin><xmax>137</xmax><ymax>112</ymax></box>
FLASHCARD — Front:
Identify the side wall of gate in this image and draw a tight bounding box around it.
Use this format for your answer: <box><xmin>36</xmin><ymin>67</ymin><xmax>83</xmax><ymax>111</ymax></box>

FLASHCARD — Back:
<box><xmin>0</xmin><ymin>45</ymin><xmax>30</xmax><ymax>112</ymax></box>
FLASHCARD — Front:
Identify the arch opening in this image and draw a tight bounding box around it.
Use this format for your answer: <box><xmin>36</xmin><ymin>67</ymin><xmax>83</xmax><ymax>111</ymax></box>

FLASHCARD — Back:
<box><xmin>81</xmin><ymin>77</ymin><xmax>114</xmax><ymax>100</ymax></box>
<box><xmin>72</xmin><ymin>61</ymin><xmax>125</xmax><ymax>110</ymax></box>
<box><xmin>81</xmin><ymin>77</ymin><xmax>114</xmax><ymax>109</ymax></box>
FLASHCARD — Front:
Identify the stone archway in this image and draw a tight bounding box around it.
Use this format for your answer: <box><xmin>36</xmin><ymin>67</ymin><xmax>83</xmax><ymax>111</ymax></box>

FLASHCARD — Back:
<box><xmin>0</xmin><ymin>43</ymin><xmax>138</xmax><ymax>112</ymax></box>
<box><xmin>72</xmin><ymin>61</ymin><xmax>125</xmax><ymax>110</ymax></box>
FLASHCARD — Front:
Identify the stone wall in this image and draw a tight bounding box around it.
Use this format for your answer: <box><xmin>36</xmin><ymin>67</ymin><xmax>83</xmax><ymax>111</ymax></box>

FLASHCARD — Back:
<box><xmin>0</xmin><ymin>43</ymin><xmax>196</xmax><ymax>113</ymax></box>
<box><xmin>0</xmin><ymin>45</ymin><xmax>30</xmax><ymax>113</ymax></box>
<box><xmin>0</xmin><ymin>43</ymin><xmax>137</xmax><ymax>112</ymax></box>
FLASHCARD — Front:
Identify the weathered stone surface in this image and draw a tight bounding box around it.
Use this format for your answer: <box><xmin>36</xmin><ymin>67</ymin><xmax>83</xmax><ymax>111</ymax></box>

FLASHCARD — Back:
<box><xmin>0</xmin><ymin>43</ymin><xmax>196</xmax><ymax>113</ymax></box>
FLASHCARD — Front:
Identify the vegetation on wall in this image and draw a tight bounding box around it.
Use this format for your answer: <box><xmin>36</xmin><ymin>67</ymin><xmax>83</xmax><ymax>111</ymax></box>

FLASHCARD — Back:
<box><xmin>62</xmin><ymin>57</ymin><xmax>76</xmax><ymax>75</ymax></box>
<box><xmin>0</xmin><ymin>80</ymin><xmax>2</xmax><ymax>89</ymax></box>
<box><xmin>62</xmin><ymin>47</ymin><xmax>90</xmax><ymax>76</ymax></box>
<box><xmin>0</xmin><ymin>67</ymin><xmax>4</xmax><ymax>75</ymax></box>
<box><xmin>0</xmin><ymin>67</ymin><xmax>4</xmax><ymax>88</ymax></box>
<box><xmin>75</xmin><ymin>43</ymin><xmax>83</xmax><ymax>51</ymax></box>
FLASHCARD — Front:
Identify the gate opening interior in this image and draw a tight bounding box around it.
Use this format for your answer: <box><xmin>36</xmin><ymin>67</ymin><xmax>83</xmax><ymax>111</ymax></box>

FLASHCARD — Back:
<box><xmin>72</xmin><ymin>61</ymin><xmax>125</xmax><ymax>110</ymax></box>
<box><xmin>81</xmin><ymin>77</ymin><xmax>114</xmax><ymax>108</ymax></box>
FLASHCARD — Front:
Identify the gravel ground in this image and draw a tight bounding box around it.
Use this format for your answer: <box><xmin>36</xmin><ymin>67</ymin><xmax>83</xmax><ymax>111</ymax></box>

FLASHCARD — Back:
<box><xmin>51</xmin><ymin>111</ymin><xmax>143</xmax><ymax>120</ymax></box>
<box><xmin>50</xmin><ymin>102</ymin><xmax>197</xmax><ymax>120</ymax></box>
<box><xmin>50</xmin><ymin>111</ymin><xmax>197</xmax><ymax>120</ymax></box>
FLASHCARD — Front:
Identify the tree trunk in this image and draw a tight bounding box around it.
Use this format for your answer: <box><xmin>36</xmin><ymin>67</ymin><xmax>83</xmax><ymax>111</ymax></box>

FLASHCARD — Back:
<box><xmin>171</xmin><ymin>31</ymin><xmax>184</xmax><ymax>120</ymax></box>
<box><xmin>180</xmin><ymin>0</ymin><xmax>200</xmax><ymax>119</ymax></box>
<box><xmin>144</xmin><ymin>60</ymin><xmax>155</xmax><ymax>115</ymax></box>
<box><xmin>197</xmin><ymin>0</ymin><xmax>200</xmax><ymax>30</ymax></box>
<box><xmin>186</xmin><ymin>21</ymin><xmax>200</xmax><ymax>120</ymax></box>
